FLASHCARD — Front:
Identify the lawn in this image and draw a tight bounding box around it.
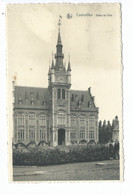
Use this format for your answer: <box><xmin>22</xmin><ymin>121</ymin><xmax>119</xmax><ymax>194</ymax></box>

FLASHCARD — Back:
<box><xmin>13</xmin><ymin>159</ymin><xmax>120</xmax><ymax>181</ymax></box>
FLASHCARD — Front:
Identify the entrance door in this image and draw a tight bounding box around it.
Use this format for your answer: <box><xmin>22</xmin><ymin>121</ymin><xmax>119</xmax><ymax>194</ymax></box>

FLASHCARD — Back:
<box><xmin>58</xmin><ymin>129</ymin><xmax>65</xmax><ymax>145</ymax></box>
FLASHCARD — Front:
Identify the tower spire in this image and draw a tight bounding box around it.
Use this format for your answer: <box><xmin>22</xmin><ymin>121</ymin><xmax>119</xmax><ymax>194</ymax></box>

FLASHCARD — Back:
<box><xmin>55</xmin><ymin>15</ymin><xmax>64</xmax><ymax>69</ymax></box>
<box><xmin>67</xmin><ymin>54</ymin><xmax>71</xmax><ymax>71</ymax></box>
<box><xmin>57</xmin><ymin>15</ymin><xmax>62</xmax><ymax>45</ymax></box>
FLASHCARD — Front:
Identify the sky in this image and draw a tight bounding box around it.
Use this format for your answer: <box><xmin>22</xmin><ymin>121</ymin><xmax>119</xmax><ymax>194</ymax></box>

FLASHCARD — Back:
<box><xmin>7</xmin><ymin>3</ymin><xmax>122</xmax><ymax>122</ymax></box>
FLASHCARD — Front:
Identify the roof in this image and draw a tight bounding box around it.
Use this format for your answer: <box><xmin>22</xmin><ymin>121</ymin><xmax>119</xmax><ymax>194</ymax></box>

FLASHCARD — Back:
<box><xmin>57</xmin><ymin>31</ymin><xmax>62</xmax><ymax>45</ymax></box>
<box><xmin>14</xmin><ymin>86</ymin><xmax>98</xmax><ymax>112</ymax></box>
<box><xmin>14</xmin><ymin>86</ymin><xmax>50</xmax><ymax>109</ymax></box>
<box><xmin>70</xmin><ymin>89</ymin><xmax>97</xmax><ymax>111</ymax></box>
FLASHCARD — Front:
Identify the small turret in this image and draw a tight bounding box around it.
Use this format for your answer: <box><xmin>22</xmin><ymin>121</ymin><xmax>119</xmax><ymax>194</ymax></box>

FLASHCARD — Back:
<box><xmin>55</xmin><ymin>16</ymin><xmax>64</xmax><ymax>69</ymax></box>
<box><xmin>48</xmin><ymin>66</ymin><xmax>51</xmax><ymax>86</ymax></box>
<box><xmin>51</xmin><ymin>59</ymin><xmax>54</xmax><ymax>69</ymax></box>
<box><xmin>67</xmin><ymin>54</ymin><xmax>71</xmax><ymax>72</ymax></box>
<box><xmin>67</xmin><ymin>56</ymin><xmax>71</xmax><ymax>84</ymax></box>
<box><xmin>51</xmin><ymin>52</ymin><xmax>54</xmax><ymax>69</ymax></box>
<box><xmin>67</xmin><ymin>61</ymin><xmax>71</xmax><ymax>72</ymax></box>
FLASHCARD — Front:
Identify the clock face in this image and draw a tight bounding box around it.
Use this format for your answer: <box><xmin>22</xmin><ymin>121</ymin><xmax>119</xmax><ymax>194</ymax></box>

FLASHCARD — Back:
<box><xmin>58</xmin><ymin>76</ymin><xmax>63</xmax><ymax>82</ymax></box>
<box><xmin>56</xmin><ymin>75</ymin><xmax>66</xmax><ymax>83</ymax></box>
<box><xmin>59</xmin><ymin>77</ymin><xmax>63</xmax><ymax>82</ymax></box>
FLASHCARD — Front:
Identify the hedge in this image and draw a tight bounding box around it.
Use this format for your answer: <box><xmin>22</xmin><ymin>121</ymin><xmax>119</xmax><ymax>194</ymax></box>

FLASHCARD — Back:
<box><xmin>13</xmin><ymin>144</ymin><xmax>112</xmax><ymax>166</ymax></box>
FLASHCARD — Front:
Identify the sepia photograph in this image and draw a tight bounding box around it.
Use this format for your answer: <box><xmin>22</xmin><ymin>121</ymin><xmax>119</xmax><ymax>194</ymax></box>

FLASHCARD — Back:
<box><xmin>7</xmin><ymin>3</ymin><xmax>122</xmax><ymax>182</ymax></box>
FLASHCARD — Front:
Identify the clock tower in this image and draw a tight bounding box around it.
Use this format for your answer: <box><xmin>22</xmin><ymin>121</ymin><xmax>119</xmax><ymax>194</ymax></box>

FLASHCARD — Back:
<box><xmin>48</xmin><ymin>17</ymin><xmax>71</xmax><ymax>146</ymax></box>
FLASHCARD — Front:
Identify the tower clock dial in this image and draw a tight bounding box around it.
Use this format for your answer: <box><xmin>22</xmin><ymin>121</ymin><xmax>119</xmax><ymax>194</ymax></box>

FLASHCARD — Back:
<box><xmin>58</xmin><ymin>76</ymin><xmax>65</xmax><ymax>82</ymax></box>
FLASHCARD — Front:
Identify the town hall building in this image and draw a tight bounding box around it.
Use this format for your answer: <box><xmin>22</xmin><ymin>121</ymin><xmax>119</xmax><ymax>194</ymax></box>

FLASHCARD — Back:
<box><xmin>13</xmin><ymin>19</ymin><xmax>99</xmax><ymax>147</ymax></box>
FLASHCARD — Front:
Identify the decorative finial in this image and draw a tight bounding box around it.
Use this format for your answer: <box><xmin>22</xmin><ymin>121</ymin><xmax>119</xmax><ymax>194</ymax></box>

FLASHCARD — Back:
<box><xmin>58</xmin><ymin>15</ymin><xmax>62</xmax><ymax>32</ymax></box>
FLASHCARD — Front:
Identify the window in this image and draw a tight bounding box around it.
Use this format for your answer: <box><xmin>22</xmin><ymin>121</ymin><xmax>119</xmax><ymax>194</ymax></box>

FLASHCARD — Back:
<box><xmin>80</xmin><ymin>116</ymin><xmax>86</xmax><ymax>127</ymax></box>
<box><xmin>40</xmin><ymin>127</ymin><xmax>45</xmax><ymax>139</ymax></box>
<box><xmin>72</xmin><ymin>94</ymin><xmax>74</xmax><ymax>101</ymax></box>
<box><xmin>70</xmin><ymin>132</ymin><xmax>76</xmax><ymax>139</ymax></box>
<box><xmin>57</xmin><ymin>110</ymin><xmax>66</xmax><ymax>124</ymax></box>
<box><xmin>29</xmin><ymin>128</ymin><xmax>35</xmax><ymax>139</ymax></box>
<box><xmin>71</xmin><ymin>115</ymin><xmax>77</xmax><ymax>127</ymax></box>
<box><xmin>62</xmin><ymin>89</ymin><xmax>65</xmax><ymax>99</ymax></box>
<box><xmin>89</xmin><ymin>130</ymin><xmax>94</xmax><ymax>140</ymax></box>
<box><xmin>89</xmin><ymin>116</ymin><xmax>95</xmax><ymax>127</ymax></box>
<box><xmin>17</xmin><ymin>114</ymin><xmax>25</xmax><ymax>125</ymax></box>
<box><xmin>39</xmin><ymin>115</ymin><xmax>46</xmax><ymax>126</ymax></box>
<box><xmin>18</xmin><ymin>98</ymin><xmax>22</xmax><ymax>104</ymax></box>
<box><xmin>77</xmin><ymin>100</ymin><xmax>81</xmax><ymax>107</ymax></box>
<box><xmin>58</xmin><ymin>89</ymin><xmax>61</xmax><ymax>99</ymax></box>
<box><xmin>30</xmin><ymin>92</ymin><xmax>34</xmax><ymax>97</ymax></box>
<box><xmin>29</xmin><ymin>114</ymin><xmax>36</xmax><ymax>126</ymax></box>
<box><xmin>18</xmin><ymin>129</ymin><xmax>24</xmax><ymax>139</ymax></box>
<box><xmin>31</xmin><ymin>100</ymin><xmax>34</xmax><ymax>105</ymax></box>
<box><xmin>88</xmin><ymin>101</ymin><xmax>92</xmax><ymax>108</ymax></box>
<box><xmin>79</xmin><ymin>116</ymin><xmax>86</xmax><ymax>139</ymax></box>
<box><xmin>80</xmin><ymin>129</ymin><xmax>85</xmax><ymax>139</ymax></box>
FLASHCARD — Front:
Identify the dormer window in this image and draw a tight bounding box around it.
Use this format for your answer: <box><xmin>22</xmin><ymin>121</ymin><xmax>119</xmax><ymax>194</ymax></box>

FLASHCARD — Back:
<box><xmin>72</xmin><ymin>94</ymin><xmax>74</xmax><ymax>102</ymax></box>
<box><xmin>31</xmin><ymin>98</ymin><xmax>34</xmax><ymax>105</ymax></box>
<box><xmin>88</xmin><ymin>101</ymin><xmax>92</xmax><ymax>108</ymax></box>
<box><xmin>77</xmin><ymin>100</ymin><xmax>81</xmax><ymax>107</ymax></box>
<box><xmin>18</xmin><ymin>97</ymin><xmax>22</xmax><ymax>104</ymax></box>
<box><xmin>30</xmin><ymin>92</ymin><xmax>34</xmax><ymax>97</ymax></box>
<box><xmin>43</xmin><ymin>100</ymin><xmax>46</xmax><ymax>105</ymax></box>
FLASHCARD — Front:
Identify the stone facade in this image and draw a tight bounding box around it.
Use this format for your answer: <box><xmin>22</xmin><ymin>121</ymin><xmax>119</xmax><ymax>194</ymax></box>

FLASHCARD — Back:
<box><xmin>13</xmin><ymin>24</ymin><xmax>99</xmax><ymax>146</ymax></box>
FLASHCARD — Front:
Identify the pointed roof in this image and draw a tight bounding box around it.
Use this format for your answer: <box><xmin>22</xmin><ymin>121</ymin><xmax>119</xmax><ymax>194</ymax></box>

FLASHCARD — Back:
<box><xmin>67</xmin><ymin>61</ymin><xmax>71</xmax><ymax>71</ymax></box>
<box><xmin>51</xmin><ymin>59</ymin><xmax>54</xmax><ymax>69</ymax></box>
<box><xmin>57</xmin><ymin>31</ymin><xmax>62</xmax><ymax>45</ymax></box>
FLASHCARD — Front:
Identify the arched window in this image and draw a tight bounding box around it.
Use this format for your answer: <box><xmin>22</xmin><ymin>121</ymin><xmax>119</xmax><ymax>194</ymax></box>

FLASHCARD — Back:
<box><xmin>29</xmin><ymin>127</ymin><xmax>35</xmax><ymax>139</ymax></box>
<box><xmin>89</xmin><ymin>130</ymin><xmax>94</xmax><ymax>140</ymax></box>
<box><xmin>58</xmin><ymin>89</ymin><xmax>61</xmax><ymax>99</ymax></box>
<box><xmin>29</xmin><ymin>114</ymin><xmax>36</xmax><ymax>126</ymax></box>
<box><xmin>89</xmin><ymin>116</ymin><xmax>95</xmax><ymax>127</ymax></box>
<box><xmin>62</xmin><ymin>89</ymin><xmax>65</xmax><ymax>99</ymax></box>
<box><xmin>40</xmin><ymin>127</ymin><xmax>45</xmax><ymax>140</ymax></box>
<box><xmin>71</xmin><ymin>115</ymin><xmax>77</xmax><ymax>127</ymax></box>
<box><xmin>79</xmin><ymin>115</ymin><xmax>86</xmax><ymax>139</ymax></box>
<box><xmin>18</xmin><ymin>129</ymin><xmax>25</xmax><ymax>139</ymax></box>
<box><xmin>39</xmin><ymin>114</ymin><xmax>46</xmax><ymax>126</ymax></box>
<box><xmin>57</xmin><ymin>110</ymin><xmax>66</xmax><ymax>124</ymax></box>
<box><xmin>17</xmin><ymin>114</ymin><xmax>25</xmax><ymax>125</ymax></box>
<box><xmin>89</xmin><ymin>116</ymin><xmax>95</xmax><ymax>140</ymax></box>
<box><xmin>80</xmin><ymin>115</ymin><xmax>86</xmax><ymax>127</ymax></box>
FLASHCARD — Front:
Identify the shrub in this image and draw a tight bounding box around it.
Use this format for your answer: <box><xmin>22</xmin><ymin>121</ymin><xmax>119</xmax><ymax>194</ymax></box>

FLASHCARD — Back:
<box><xmin>13</xmin><ymin>145</ymin><xmax>111</xmax><ymax>166</ymax></box>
